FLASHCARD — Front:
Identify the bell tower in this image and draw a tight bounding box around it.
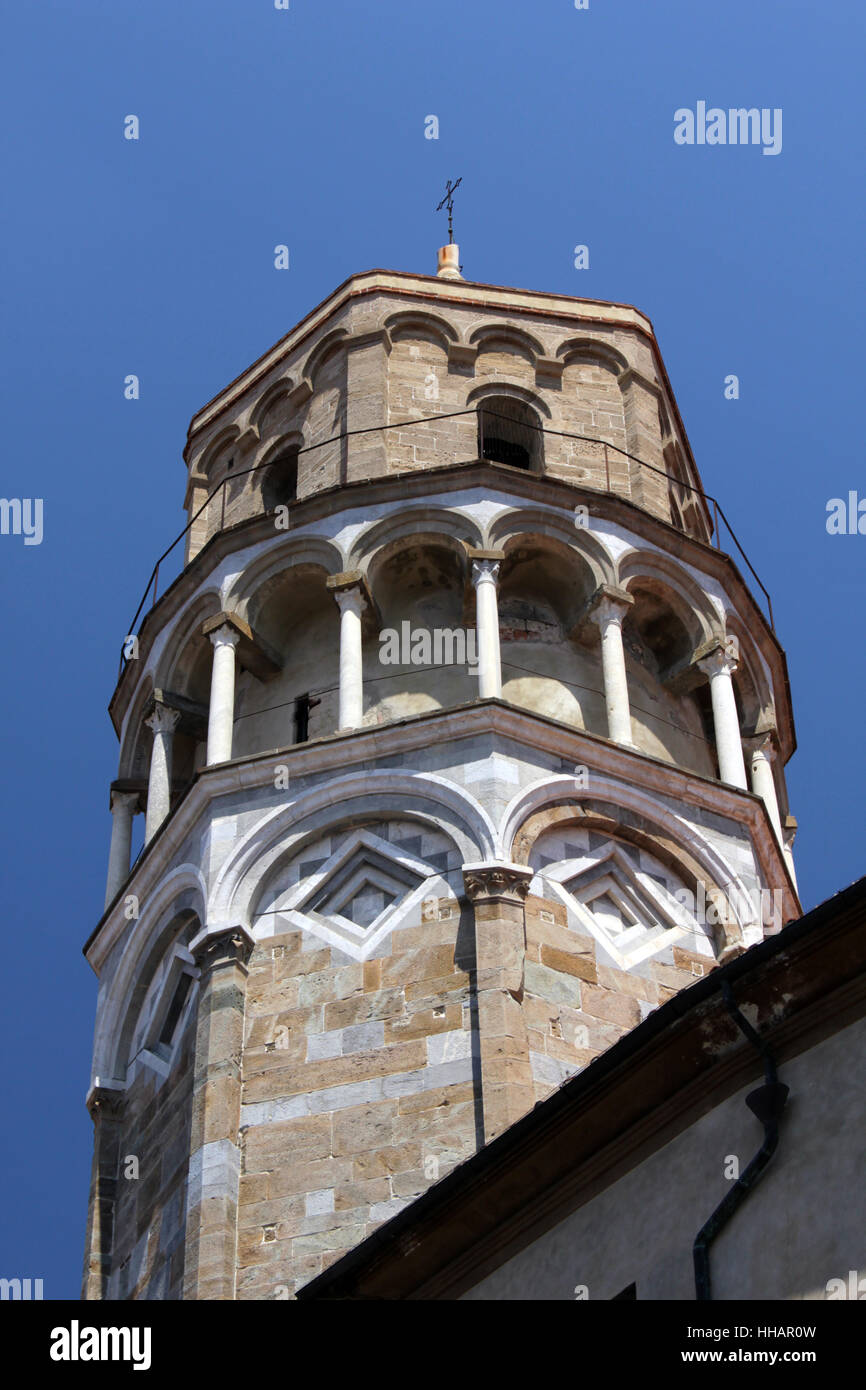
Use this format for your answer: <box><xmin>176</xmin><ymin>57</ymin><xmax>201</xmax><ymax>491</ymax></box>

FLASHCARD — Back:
<box><xmin>82</xmin><ymin>246</ymin><xmax>799</xmax><ymax>1300</ymax></box>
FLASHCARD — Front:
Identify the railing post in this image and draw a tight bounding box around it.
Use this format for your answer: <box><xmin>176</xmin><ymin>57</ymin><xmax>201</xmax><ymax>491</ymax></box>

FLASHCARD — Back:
<box><xmin>478</xmin><ymin>406</ymin><xmax>484</xmax><ymax>461</ymax></box>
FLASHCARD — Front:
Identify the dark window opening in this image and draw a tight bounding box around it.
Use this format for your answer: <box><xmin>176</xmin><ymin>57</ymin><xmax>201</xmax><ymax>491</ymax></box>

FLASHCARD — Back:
<box><xmin>478</xmin><ymin>398</ymin><xmax>542</xmax><ymax>472</ymax></box>
<box><xmin>294</xmin><ymin>692</ymin><xmax>321</xmax><ymax>745</ymax></box>
<box><xmin>157</xmin><ymin>972</ymin><xmax>193</xmax><ymax>1054</ymax></box>
<box><xmin>484</xmin><ymin>435</ymin><xmax>531</xmax><ymax>469</ymax></box>
<box><xmin>263</xmin><ymin>451</ymin><xmax>299</xmax><ymax>510</ymax></box>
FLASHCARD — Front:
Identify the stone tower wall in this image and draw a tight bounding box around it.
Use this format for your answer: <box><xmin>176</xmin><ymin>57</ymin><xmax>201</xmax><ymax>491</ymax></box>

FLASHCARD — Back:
<box><xmin>84</xmin><ymin>269</ymin><xmax>799</xmax><ymax>1301</ymax></box>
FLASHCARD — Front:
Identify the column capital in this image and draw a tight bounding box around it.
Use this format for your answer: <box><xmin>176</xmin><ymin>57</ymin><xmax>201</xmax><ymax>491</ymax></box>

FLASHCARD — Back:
<box><xmin>202</xmin><ymin>611</ymin><xmax>249</xmax><ymax>641</ymax></box>
<box><xmin>470</xmin><ymin>558</ymin><xmax>501</xmax><ymax>589</ymax></box>
<box><xmin>189</xmin><ymin>924</ymin><xmax>255</xmax><ymax>973</ymax></box>
<box><xmin>201</xmin><ymin>611</ymin><xmax>281</xmax><ymax>680</ymax></box>
<box><xmin>333</xmin><ymin>586</ymin><xmax>368</xmax><ymax>618</ymax></box>
<box><xmin>327</xmin><ymin>571</ymin><xmax>372</xmax><ymax>615</ymax></box>
<box><xmin>145</xmin><ymin>702</ymin><xmax>181</xmax><ymax>736</ymax></box>
<box><xmin>696</xmin><ymin>637</ymin><xmax>739</xmax><ymax>680</ymax></box>
<box><xmin>743</xmin><ymin>728</ymin><xmax>779</xmax><ymax>760</ymax></box>
<box><xmin>586</xmin><ymin>584</ymin><xmax>634</xmax><ymax>628</ymax></box>
<box><xmin>462</xmin><ymin>862</ymin><xmax>533</xmax><ymax>903</ymax></box>
<box><xmin>207</xmin><ymin>622</ymin><xmax>241</xmax><ymax>652</ymax></box>
<box><xmin>109</xmin><ymin>788</ymin><xmax>140</xmax><ymax>816</ymax></box>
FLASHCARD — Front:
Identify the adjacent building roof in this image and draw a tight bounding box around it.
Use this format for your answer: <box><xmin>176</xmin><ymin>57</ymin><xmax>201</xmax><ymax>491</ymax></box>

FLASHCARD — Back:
<box><xmin>298</xmin><ymin>876</ymin><xmax>866</xmax><ymax>1300</ymax></box>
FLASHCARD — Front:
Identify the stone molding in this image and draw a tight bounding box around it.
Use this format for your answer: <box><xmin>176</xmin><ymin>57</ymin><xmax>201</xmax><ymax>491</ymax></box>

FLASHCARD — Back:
<box><xmin>189</xmin><ymin>924</ymin><xmax>255</xmax><ymax>974</ymax></box>
<box><xmin>463</xmin><ymin>862</ymin><xmax>533</xmax><ymax>903</ymax></box>
<box><xmin>87</xmin><ymin>703</ymin><xmax>798</xmax><ymax>974</ymax></box>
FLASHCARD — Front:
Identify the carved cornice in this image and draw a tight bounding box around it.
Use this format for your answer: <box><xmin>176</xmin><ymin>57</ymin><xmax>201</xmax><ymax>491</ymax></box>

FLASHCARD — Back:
<box><xmin>85</xmin><ymin>1082</ymin><xmax>124</xmax><ymax>1121</ymax></box>
<box><xmin>189</xmin><ymin>925</ymin><xmax>255</xmax><ymax>974</ymax></box>
<box><xmin>463</xmin><ymin>863</ymin><xmax>534</xmax><ymax>903</ymax></box>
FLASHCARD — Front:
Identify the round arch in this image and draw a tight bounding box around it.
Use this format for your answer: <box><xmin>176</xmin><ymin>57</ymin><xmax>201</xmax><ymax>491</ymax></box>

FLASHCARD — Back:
<box><xmin>301</xmin><ymin>328</ymin><xmax>350</xmax><ymax>390</ymax></box>
<box><xmin>118</xmin><ymin>672</ymin><xmax>155</xmax><ymax>782</ymax></box>
<box><xmin>384</xmin><ymin>310</ymin><xmax>458</xmax><ymax>353</ymax></box>
<box><xmin>250</xmin><ymin>378</ymin><xmax>297</xmax><ymax>436</ymax></box>
<box><xmin>488</xmin><ymin>507</ymin><xmax>615</xmax><ymax>591</ymax></box>
<box><xmin>196</xmin><ymin>424</ymin><xmax>242</xmax><ymax>482</ymax></box>
<box><xmin>466</xmin><ymin>380</ymin><xmax>552</xmax><ymax>421</ymax></box>
<box><xmin>93</xmin><ymin>864</ymin><xmax>207</xmax><ymax>1084</ymax></box>
<box><xmin>207</xmin><ymin>771</ymin><xmax>497</xmax><ymax>932</ymax></box>
<box><xmin>556</xmin><ymin>337</ymin><xmax>630</xmax><ymax>377</ymax></box>
<box><xmin>155</xmin><ymin>589</ymin><xmax>224</xmax><ymax>694</ymax></box>
<box><xmin>501</xmin><ymin>774</ymin><xmax>756</xmax><ymax>955</ymax></box>
<box><xmin>225</xmin><ymin>534</ymin><xmax>345</xmax><ymax>620</ymax></box>
<box><xmin>350</xmin><ymin>506</ymin><xmax>482</xmax><ymax>575</ymax></box>
<box><xmin>617</xmin><ymin>548</ymin><xmax>720</xmax><ymax>653</ymax></box>
<box><xmin>724</xmin><ymin>613</ymin><xmax>776</xmax><ymax>732</ymax></box>
<box><xmin>469</xmin><ymin>323</ymin><xmax>546</xmax><ymax>364</ymax></box>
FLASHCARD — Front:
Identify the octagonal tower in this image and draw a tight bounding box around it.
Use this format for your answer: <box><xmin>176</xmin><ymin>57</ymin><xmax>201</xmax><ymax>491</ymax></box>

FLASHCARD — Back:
<box><xmin>82</xmin><ymin>249</ymin><xmax>799</xmax><ymax>1301</ymax></box>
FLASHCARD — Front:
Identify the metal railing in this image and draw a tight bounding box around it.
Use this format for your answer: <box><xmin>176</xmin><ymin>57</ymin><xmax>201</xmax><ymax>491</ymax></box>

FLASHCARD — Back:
<box><xmin>118</xmin><ymin>407</ymin><xmax>774</xmax><ymax>678</ymax></box>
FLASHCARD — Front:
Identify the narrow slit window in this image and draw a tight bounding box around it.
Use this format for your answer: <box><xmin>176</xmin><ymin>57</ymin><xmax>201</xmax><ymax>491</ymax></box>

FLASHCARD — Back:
<box><xmin>158</xmin><ymin>972</ymin><xmax>193</xmax><ymax>1050</ymax></box>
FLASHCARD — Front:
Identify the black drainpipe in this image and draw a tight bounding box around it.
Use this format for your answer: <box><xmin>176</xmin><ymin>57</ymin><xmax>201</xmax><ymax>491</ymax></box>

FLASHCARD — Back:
<box><xmin>693</xmin><ymin>979</ymin><xmax>789</xmax><ymax>1300</ymax></box>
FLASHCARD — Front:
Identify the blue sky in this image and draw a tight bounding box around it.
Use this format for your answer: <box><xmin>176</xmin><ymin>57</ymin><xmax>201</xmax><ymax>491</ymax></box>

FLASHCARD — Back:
<box><xmin>0</xmin><ymin>0</ymin><xmax>862</xmax><ymax>1298</ymax></box>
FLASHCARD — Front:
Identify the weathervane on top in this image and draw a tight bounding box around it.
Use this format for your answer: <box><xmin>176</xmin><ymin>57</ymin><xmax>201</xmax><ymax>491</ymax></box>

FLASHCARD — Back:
<box><xmin>436</xmin><ymin>177</ymin><xmax>462</xmax><ymax>245</ymax></box>
<box><xmin>435</xmin><ymin>178</ymin><xmax>464</xmax><ymax>280</ymax></box>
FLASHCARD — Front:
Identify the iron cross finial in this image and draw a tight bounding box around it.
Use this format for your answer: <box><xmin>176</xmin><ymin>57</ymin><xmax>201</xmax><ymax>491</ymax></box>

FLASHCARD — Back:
<box><xmin>435</xmin><ymin>177</ymin><xmax>462</xmax><ymax>244</ymax></box>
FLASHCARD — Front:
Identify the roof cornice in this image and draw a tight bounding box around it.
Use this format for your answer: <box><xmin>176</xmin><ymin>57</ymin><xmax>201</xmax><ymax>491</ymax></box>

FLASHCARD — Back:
<box><xmin>186</xmin><ymin>269</ymin><xmax>658</xmax><ymax>442</ymax></box>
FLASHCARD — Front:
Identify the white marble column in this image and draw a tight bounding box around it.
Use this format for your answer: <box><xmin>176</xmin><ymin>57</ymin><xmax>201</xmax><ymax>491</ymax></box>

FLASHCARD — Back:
<box><xmin>104</xmin><ymin>790</ymin><xmax>139</xmax><ymax>908</ymax></box>
<box><xmin>206</xmin><ymin>623</ymin><xmax>240</xmax><ymax>765</ymax></box>
<box><xmin>782</xmin><ymin>820</ymin><xmax>799</xmax><ymax>894</ymax></box>
<box><xmin>746</xmin><ymin>733</ymin><xmax>783</xmax><ymax>840</ymax></box>
<box><xmin>589</xmin><ymin>589</ymin><xmax>634</xmax><ymax>746</ymax></box>
<box><xmin>144</xmin><ymin>704</ymin><xmax>180</xmax><ymax>843</ymax></box>
<box><xmin>335</xmin><ymin>586</ymin><xmax>367</xmax><ymax>730</ymax></box>
<box><xmin>471</xmin><ymin>560</ymin><xmax>502</xmax><ymax>700</ymax></box>
<box><xmin>698</xmin><ymin>644</ymin><xmax>747</xmax><ymax>789</ymax></box>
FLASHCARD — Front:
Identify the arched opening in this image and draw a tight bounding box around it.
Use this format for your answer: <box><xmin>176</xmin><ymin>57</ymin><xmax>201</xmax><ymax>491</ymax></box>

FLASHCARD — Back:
<box><xmin>621</xmin><ymin>581</ymin><xmax>714</xmax><ymax>776</ymax></box>
<box><xmin>497</xmin><ymin>538</ymin><xmax>599</xmax><ymax>732</ymax></box>
<box><xmin>262</xmin><ymin>450</ymin><xmax>299</xmax><ymax>511</ymax></box>
<box><xmin>477</xmin><ymin>397</ymin><xmax>543</xmax><ymax>472</ymax></box>
<box><xmin>624</xmin><ymin>584</ymin><xmax>695</xmax><ymax>679</ymax></box>
<box><xmin>366</xmin><ymin>539</ymin><xmax>475</xmax><ymax>721</ymax></box>
<box><xmin>235</xmin><ymin>564</ymin><xmax>339</xmax><ymax>755</ymax></box>
<box><xmin>162</xmin><ymin>622</ymin><xmax>215</xmax><ymax>800</ymax></box>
